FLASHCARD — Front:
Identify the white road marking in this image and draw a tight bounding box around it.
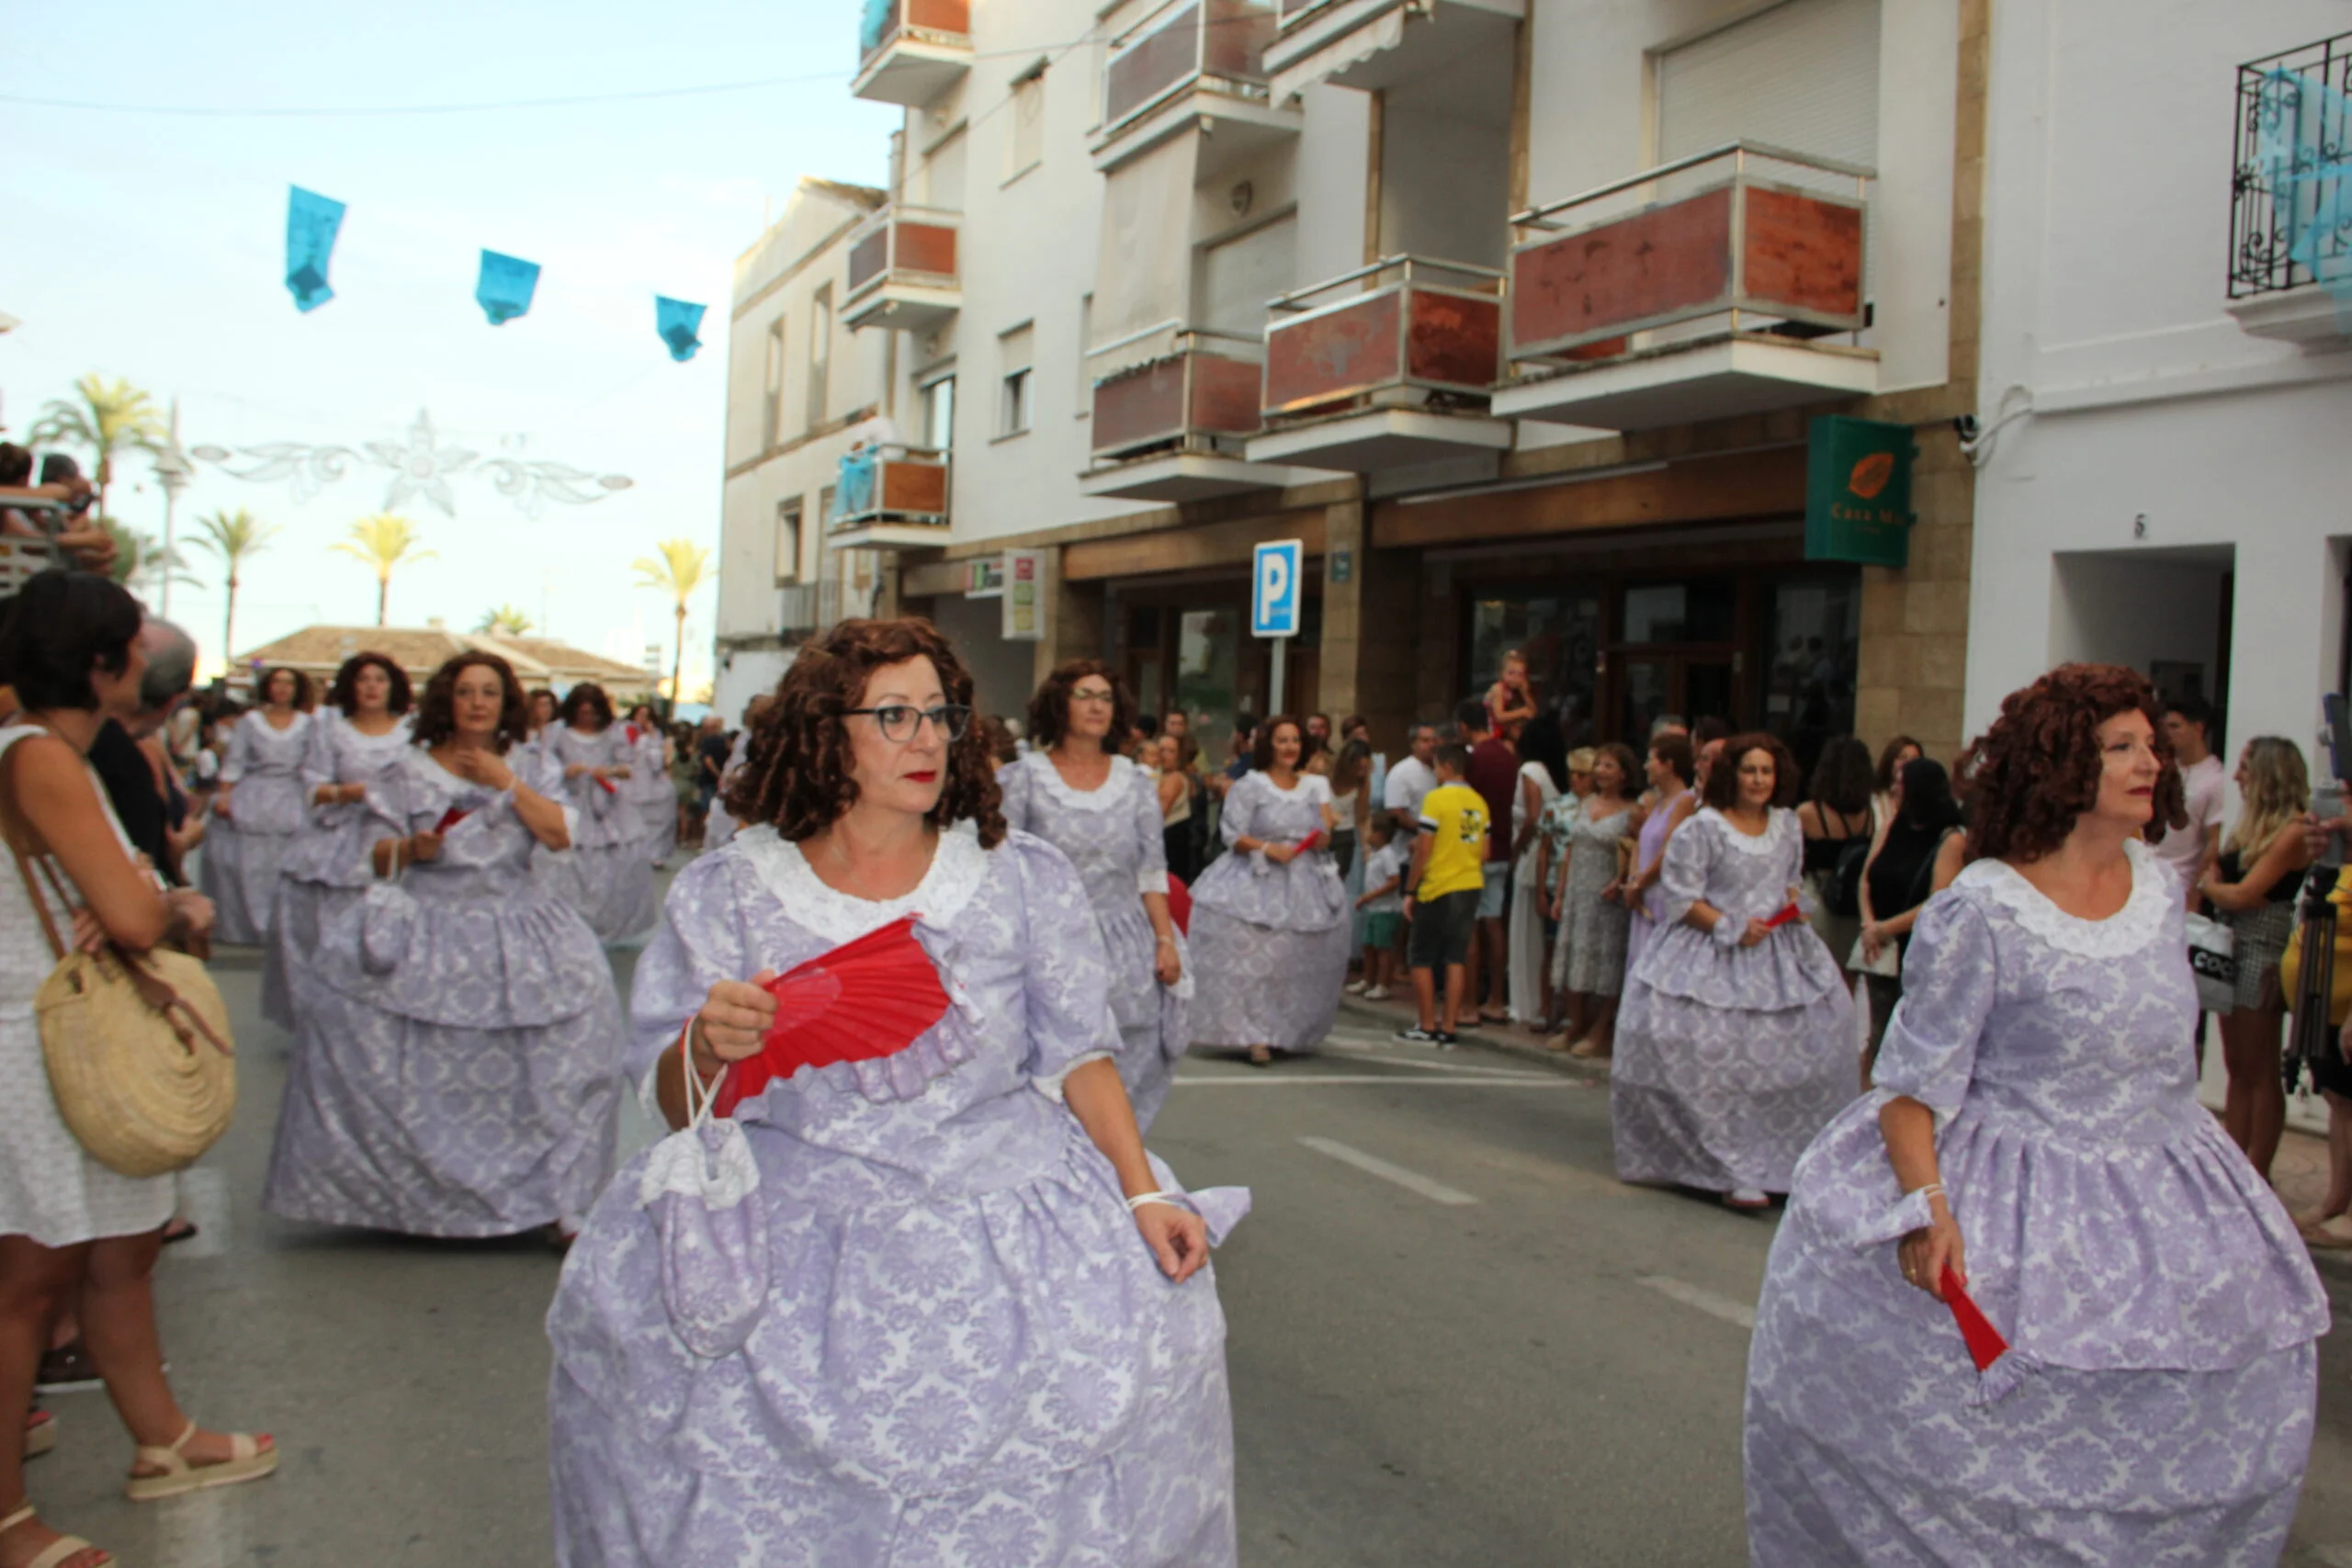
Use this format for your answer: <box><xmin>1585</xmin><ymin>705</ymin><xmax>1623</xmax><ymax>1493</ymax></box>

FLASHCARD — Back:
<box><xmin>1173</xmin><ymin>1075</ymin><xmax>1582</xmax><ymax>1089</ymax></box>
<box><xmin>1636</xmin><ymin>1274</ymin><xmax>1756</xmax><ymax>1331</ymax></box>
<box><xmin>1317</xmin><ymin>1044</ymin><xmax>1555</xmax><ymax>1079</ymax></box>
<box><xmin>1298</xmin><ymin>1136</ymin><xmax>1479</xmax><ymax>1205</ymax></box>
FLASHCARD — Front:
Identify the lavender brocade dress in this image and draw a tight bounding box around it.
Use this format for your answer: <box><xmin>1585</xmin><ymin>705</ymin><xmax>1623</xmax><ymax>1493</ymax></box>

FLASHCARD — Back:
<box><xmin>1622</xmin><ymin>789</ymin><xmax>1687</xmax><ymax>977</ymax></box>
<box><xmin>1185</xmin><ymin>771</ymin><xmax>1351</xmax><ymax>1054</ymax></box>
<box><xmin>545</xmin><ymin>827</ymin><xmax>1243</xmax><ymax>1567</ymax></box>
<box><xmin>198</xmin><ymin>708</ymin><xmax>311</xmax><ymax>945</ymax></box>
<box><xmin>1745</xmin><ymin>841</ymin><xmax>2327</xmax><ymax>1565</ymax></box>
<box><xmin>629</xmin><ymin>728</ymin><xmax>676</xmax><ymax>863</ymax></box>
<box><xmin>540</xmin><ymin>726</ymin><xmax>660</xmax><ymax>943</ymax></box>
<box><xmin>999</xmin><ymin>752</ymin><xmax>1193</xmax><ymax>1129</ymax></box>
<box><xmin>1611</xmin><ymin>807</ymin><xmax>1854</xmax><ymax>1193</ymax></box>
<box><xmin>262</xmin><ymin>750</ymin><xmax>624</xmax><ymax>1235</ymax></box>
<box><xmin>262</xmin><ymin>711</ymin><xmax>413</xmax><ymax>1030</ymax></box>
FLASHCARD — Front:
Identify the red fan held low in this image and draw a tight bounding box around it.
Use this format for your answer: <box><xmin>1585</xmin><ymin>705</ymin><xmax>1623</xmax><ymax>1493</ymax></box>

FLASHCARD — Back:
<box><xmin>433</xmin><ymin>807</ymin><xmax>470</xmax><ymax>835</ymax></box>
<box><xmin>1761</xmin><ymin>903</ymin><xmax>1804</xmax><ymax>931</ymax></box>
<box><xmin>1166</xmin><ymin>876</ymin><xmax>1192</xmax><ymax>936</ymax></box>
<box><xmin>1940</xmin><ymin>1266</ymin><xmax>2009</xmax><ymax>1372</ymax></box>
<box><xmin>594</xmin><ymin>774</ymin><xmax>618</xmax><ymax>795</ymax></box>
<box><xmin>1294</xmin><ymin>829</ymin><xmax>1325</xmax><ymax>854</ymax></box>
<box><xmin>716</xmin><ymin>916</ymin><xmax>953</xmax><ymax>1116</ymax></box>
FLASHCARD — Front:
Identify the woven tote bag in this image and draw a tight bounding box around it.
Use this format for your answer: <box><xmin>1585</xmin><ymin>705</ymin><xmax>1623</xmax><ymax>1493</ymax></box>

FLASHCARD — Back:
<box><xmin>3</xmin><ymin>761</ymin><xmax>236</xmax><ymax>1179</ymax></box>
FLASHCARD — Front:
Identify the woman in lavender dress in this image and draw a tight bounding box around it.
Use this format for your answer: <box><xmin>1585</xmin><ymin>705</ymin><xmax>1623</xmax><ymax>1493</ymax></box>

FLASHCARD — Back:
<box><xmin>264</xmin><ymin>651</ymin><xmax>623</xmax><ymax>1240</ymax></box>
<box><xmin>1747</xmin><ymin>666</ymin><xmax>2328</xmax><ymax>1566</ymax></box>
<box><xmin>622</xmin><ymin>703</ymin><xmax>676</xmax><ymax>866</ymax></box>
<box><xmin>1000</xmin><ymin>660</ymin><xmax>1189</xmax><ymax>1129</ymax></box>
<box><xmin>539</xmin><ymin>682</ymin><xmax>659</xmax><ymax>944</ymax></box>
<box><xmin>198</xmin><ymin>665</ymin><xmax>312</xmax><ymax>944</ymax></box>
<box><xmin>1611</xmin><ymin>733</ymin><xmax>1853</xmax><ymax>1209</ymax></box>
<box><xmin>546</xmin><ymin>618</ymin><xmax>1242</xmax><ymax>1567</ymax></box>
<box><xmin>1187</xmin><ymin>716</ymin><xmax>1349</xmax><ymax>1066</ymax></box>
<box><xmin>1618</xmin><ymin>733</ymin><xmax>1695</xmax><ymax>978</ymax></box>
<box><xmin>262</xmin><ymin>653</ymin><xmax>413</xmax><ymax>1030</ymax></box>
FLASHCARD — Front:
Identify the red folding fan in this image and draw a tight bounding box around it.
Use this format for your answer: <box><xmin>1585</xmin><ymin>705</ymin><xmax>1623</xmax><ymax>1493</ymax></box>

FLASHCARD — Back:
<box><xmin>625</xmin><ymin>723</ymin><xmax>641</xmax><ymax>744</ymax></box>
<box><xmin>432</xmin><ymin>806</ymin><xmax>471</xmax><ymax>835</ymax></box>
<box><xmin>1294</xmin><ymin>829</ymin><xmax>1326</xmax><ymax>854</ymax></box>
<box><xmin>1166</xmin><ymin>875</ymin><xmax>1193</xmax><ymax>935</ymax></box>
<box><xmin>1940</xmin><ymin>1267</ymin><xmax>2009</xmax><ymax>1373</ymax></box>
<box><xmin>1761</xmin><ymin>902</ymin><xmax>1804</xmax><ymax>931</ymax></box>
<box><xmin>716</xmin><ymin>916</ymin><xmax>953</xmax><ymax>1116</ymax></box>
<box><xmin>594</xmin><ymin>774</ymin><xmax>618</xmax><ymax>795</ymax></box>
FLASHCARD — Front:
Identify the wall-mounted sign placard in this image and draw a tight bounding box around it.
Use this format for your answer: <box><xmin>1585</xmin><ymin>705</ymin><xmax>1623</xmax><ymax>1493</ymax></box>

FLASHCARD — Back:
<box><xmin>1805</xmin><ymin>415</ymin><xmax>1916</xmax><ymax>568</ymax></box>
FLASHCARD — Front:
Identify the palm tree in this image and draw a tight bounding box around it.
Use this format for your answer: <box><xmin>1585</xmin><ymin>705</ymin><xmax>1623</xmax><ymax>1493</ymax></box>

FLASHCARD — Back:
<box><xmin>632</xmin><ymin>539</ymin><xmax>712</xmax><ymax>721</ymax></box>
<box><xmin>28</xmin><ymin>374</ymin><xmax>168</xmax><ymax>517</ymax></box>
<box><xmin>187</xmin><ymin>507</ymin><xmax>277</xmax><ymax>662</ymax></box>
<box><xmin>474</xmin><ymin>604</ymin><xmax>534</xmax><ymax>636</ymax></box>
<box><xmin>104</xmin><ymin>523</ymin><xmax>198</xmax><ymax>597</ymax></box>
<box><xmin>332</xmin><ymin>513</ymin><xmax>435</xmax><ymax>626</ymax></box>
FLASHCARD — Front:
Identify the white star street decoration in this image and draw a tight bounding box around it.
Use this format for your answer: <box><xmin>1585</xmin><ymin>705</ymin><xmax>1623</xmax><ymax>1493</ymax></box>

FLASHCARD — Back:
<box><xmin>191</xmin><ymin>410</ymin><xmax>634</xmax><ymax>519</ymax></box>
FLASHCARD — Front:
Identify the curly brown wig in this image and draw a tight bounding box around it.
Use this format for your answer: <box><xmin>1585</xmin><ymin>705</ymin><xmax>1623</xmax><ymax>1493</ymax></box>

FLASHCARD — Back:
<box><xmin>257</xmin><ymin>665</ymin><xmax>313</xmax><ymax>711</ymax></box>
<box><xmin>724</xmin><ymin>617</ymin><xmax>1006</xmax><ymax>849</ymax></box>
<box><xmin>409</xmin><ymin>651</ymin><xmax>529</xmax><ymax>753</ymax></box>
<box><xmin>327</xmin><ymin>652</ymin><xmax>413</xmax><ymax>717</ymax></box>
<box><xmin>1700</xmin><ymin>732</ymin><xmax>1802</xmax><ymax>812</ymax></box>
<box><xmin>559</xmin><ymin>682</ymin><xmax>614</xmax><ymax>730</ymax></box>
<box><xmin>1251</xmin><ymin>715</ymin><xmax>1305</xmax><ymax>772</ymax></box>
<box><xmin>1959</xmin><ymin>663</ymin><xmax>2187</xmax><ymax>865</ymax></box>
<box><xmin>1026</xmin><ymin>659</ymin><xmax>1135</xmax><ymax>753</ymax></box>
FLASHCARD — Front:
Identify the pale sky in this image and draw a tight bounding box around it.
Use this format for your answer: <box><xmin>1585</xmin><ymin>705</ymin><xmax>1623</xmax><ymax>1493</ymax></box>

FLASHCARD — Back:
<box><xmin>4</xmin><ymin>0</ymin><xmax>899</xmax><ymax>690</ymax></box>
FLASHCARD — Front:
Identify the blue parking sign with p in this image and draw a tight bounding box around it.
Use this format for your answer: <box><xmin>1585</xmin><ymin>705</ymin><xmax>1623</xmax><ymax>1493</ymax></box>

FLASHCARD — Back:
<box><xmin>1252</xmin><ymin>539</ymin><xmax>1303</xmax><ymax>638</ymax></box>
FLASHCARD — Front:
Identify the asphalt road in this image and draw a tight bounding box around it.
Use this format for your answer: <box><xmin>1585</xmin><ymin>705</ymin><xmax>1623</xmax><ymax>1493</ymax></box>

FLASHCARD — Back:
<box><xmin>26</xmin><ymin>953</ymin><xmax>2352</xmax><ymax>1566</ymax></box>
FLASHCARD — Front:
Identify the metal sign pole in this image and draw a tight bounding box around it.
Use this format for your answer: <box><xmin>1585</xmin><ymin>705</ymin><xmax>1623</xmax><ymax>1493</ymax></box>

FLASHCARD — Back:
<box><xmin>1270</xmin><ymin>633</ymin><xmax>1288</xmax><ymax>716</ymax></box>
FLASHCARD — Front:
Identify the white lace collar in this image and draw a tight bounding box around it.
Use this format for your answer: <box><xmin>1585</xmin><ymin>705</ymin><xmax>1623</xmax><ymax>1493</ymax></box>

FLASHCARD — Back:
<box><xmin>249</xmin><ymin>709</ymin><xmax>311</xmax><ymax>739</ymax></box>
<box><xmin>730</xmin><ymin>824</ymin><xmax>989</xmax><ymax>945</ymax></box>
<box><xmin>1250</xmin><ymin>769</ymin><xmax>1320</xmax><ymax>797</ymax></box>
<box><xmin>1700</xmin><ymin>805</ymin><xmax>1793</xmax><ymax>857</ymax></box>
<box><xmin>1022</xmin><ymin>750</ymin><xmax>1138</xmax><ymax>814</ymax></box>
<box><xmin>1955</xmin><ymin>839</ymin><xmax>2170</xmax><ymax>958</ymax></box>
<box><xmin>334</xmin><ymin>713</ymin><xmax>413</xmax><ymax>749</ymax></box>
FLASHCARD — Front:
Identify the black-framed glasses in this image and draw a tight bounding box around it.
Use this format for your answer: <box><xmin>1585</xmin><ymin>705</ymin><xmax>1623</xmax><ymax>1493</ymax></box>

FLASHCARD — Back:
<box><xmin>842</xmin><ymin>704</ymin><xmax>973</xmax><ymax>743</ymax></box>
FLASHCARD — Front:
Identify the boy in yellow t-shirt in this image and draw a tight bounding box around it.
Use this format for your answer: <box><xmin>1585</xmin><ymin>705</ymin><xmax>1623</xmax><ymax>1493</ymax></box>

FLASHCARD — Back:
<box><xmin>1399</xmin><ymin>743</ymin><xmax>1488</xmax><ymax>1045</ymax></box>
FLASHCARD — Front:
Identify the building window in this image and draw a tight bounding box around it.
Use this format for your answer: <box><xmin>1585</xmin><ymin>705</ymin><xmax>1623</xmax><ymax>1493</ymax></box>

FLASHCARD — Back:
<box><xmin>820</xmin><ymin>483</ymin><xmax>839</xmax><ymax>527</ymax></box>
<box><xmin>1007</xmin><ymin>67</ymin><xmax>1046</xmax><ymax>182</ymax></box>
<box><xmin>774</xmin><ymin>498</ymin><xmax>803</xmax><ymax>584</ymax></box>
<box><xmin>763</xmin><ymin>316</ymin><xmax>787</xmax><ymax>448</ymax></box>
<box><xmin>1075</xmin><ymin>294</ymin><xmax>1093</xmax><ymax>415</ymax></box>
<box><xmin>921</xmin><ymin>375</ymin><xmax>956</xmax><ymax>449</ymax></box>
<box><xmin>808</xmin><ymin>284</ymin><xmax>832</xmax><ymax>429</ymax></box>
<box><xmin>998</xmin><ymin>323</ymin><xmax>1034</xmax><ymax>436</ymax></box>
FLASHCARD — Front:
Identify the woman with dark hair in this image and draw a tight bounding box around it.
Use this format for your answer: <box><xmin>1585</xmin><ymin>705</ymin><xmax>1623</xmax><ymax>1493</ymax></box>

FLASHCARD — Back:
<box><xmin>261</xmin><ymin>653</ymin><xmax>416</xmax><ymax>1030</ymax></box>
<box><xmin>1508</xmin><ymin>711</ymin><xmax>1567</xmax><ymax>1026</ymax></box>
<box><xmin>1620</xmin><ymin>733</ymin><xmax>1697</xmax><ymax>979</ymax></box>
<box><xmin>1186</xmin><ymin>715</ymin><xmax>1349</xmax><ymax>1066</ymax></box>
<box><xmin>1797</xmin><ymin>735</ymin><xmax>1876</xmax><ymax>966</ymax></box>
<box><xmin>622</xmin><ymin>703</ymin><xmax>676</xmax><ymax>867</ymax></box>
<box><xmin>0</xmin><ymin>573</ymin><xmax>274</xmax><ymax>1568</ymax></box>
<box><xmin>516</xmin><ymin>687</ymin><xmax>560</xmax><ymax>791</ymax></box>
<box><xmin>1747</xmin><ymin>665</ymin><xmax>2325</xmax><ymax>1566</ymax></box>
<box><xmin>540</xmin><ymin>682</ymin><xmax>658</xmax><ymax>944</ymax></box>
<box><xmin>1871</xmin><ymin>732</ymin><xmax>1925</xmax><ymax>824</ymax></box>
<box><xmin>1158</xmin><ymin>733</ymin><xmax>1203</xmax><ymax>883</ymax></box>
<box><xmin>546</xmin><ymin>618</ymin><xmax>1243</xmax><ymax>1567</ymax></box>
<box><xmin>998</xmin><ymin>660</ymin><xmax>1190</xmax><ymax>1130</ymax></box>
<box><xmin>264</xmin><ymin>650</ymin><xmax>622</xmax><ymax>1242</ymax></box>
<box><xmin>1612</xmin><ymin>733</ymin><xmax>1853</xmax><ymax>1209</ymax></box>
<box><xmin>198</xmin><ymin>665</ymin><xmax>313</xmax><ymax>944</ymax></box>
<box><xmin>1854</xmin><ymin>756</ymin><xmax>1966</xmax><ymax>1071</ymax></box>
<box><xmin>1546</xmin><ymin>741</ymin><xmax>1642</xmax><ymax>1057</ymax></box>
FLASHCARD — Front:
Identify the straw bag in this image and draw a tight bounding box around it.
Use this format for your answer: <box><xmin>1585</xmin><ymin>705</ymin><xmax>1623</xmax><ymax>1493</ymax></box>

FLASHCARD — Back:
<box><xmin>2</xmin><ymin>765</ymin><xmax>236</xmax><ymax>1179</ymax></box>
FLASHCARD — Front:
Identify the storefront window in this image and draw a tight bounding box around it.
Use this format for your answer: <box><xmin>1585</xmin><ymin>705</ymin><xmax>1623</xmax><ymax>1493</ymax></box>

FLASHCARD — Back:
<box><xmin>1759</xmin><ymin>573</ymin><xmax>1861</xmax><ymax>773</ymax></box>
<box><xmin>1623</xmin><ymin>579</ymin><xmax>1736</xmax><ymax>645</ymax></box>
<box><xmin>1469</xmin><ymin>591</ymin><xmax>1602</xmax><ymax>748</ymax></box>
<box><xmin>1176</xmin><ymin>609</ymin><xmax>1240</xmax><ymax>752</ymax></box>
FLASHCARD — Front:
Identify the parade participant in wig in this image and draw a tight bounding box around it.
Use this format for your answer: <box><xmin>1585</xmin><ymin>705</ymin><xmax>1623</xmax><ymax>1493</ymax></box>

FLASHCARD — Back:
<box><xmin>265</xmin><ymin>651</ymin><xmax>622</xmax><ymax>1242</ymax></box>
<box><xmin>261</xmin><ymin>653</ymin><xmax>413</xmax><ymax>1030</ymax></box>
<box><xmin>546</xmin><ymin>618</ymin><xmax>1244</xmax><ymax>1568</ymax></box>
<box><xmin>1747</xmin><ymin>665</ymin><xmax>2326</xmax><ymax>1566</ymax></box>
<box><xmin>540</xmin><ymin>682</ymin><xmax>658</xmax><ymax>944</ymax></box>
<box><xmin>197</xmin><ymin>665</ymin><xmax>312</xmax><ymax>944</ymax></box>
<box><xmin>621</xmin><ymin>703</ymin><xmax>675</xmax><ymax>866</ymax></box>
<box><xmin>1618</xmin><ymin>733</ymin><xmax>1696</xmax><ymax>976</ymax></box>
<box><xmin>998</xmin><ymin>660</ymin><xmax>1190</xmax><ymax>1129</ymax></box>
<box><xmin>1187</xmin><ymin>715</ymin><xmax>1349</xmax><ymax>1066</ymax></box>
<box><xmin>1612</xmin><ymin>733</ymin><xmax>1853</xmax><ymax>1209</ymax></box>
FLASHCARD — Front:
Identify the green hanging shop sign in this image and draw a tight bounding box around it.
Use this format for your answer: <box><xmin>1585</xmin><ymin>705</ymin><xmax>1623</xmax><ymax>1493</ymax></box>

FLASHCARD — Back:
<box><xmin>1805</xmin><ymin>415</ymin><xmax>1917</xmax><ymax>568</ymax></box>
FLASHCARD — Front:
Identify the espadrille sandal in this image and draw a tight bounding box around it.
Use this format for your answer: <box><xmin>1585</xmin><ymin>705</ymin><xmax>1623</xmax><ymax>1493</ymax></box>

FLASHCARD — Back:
<box><xmin>21</xmin><ymin>1408</ymin><xmax>55</xmax><ymax>1460</ymax></box>
<box><xmin>123</xmin><ymin>1420</ymin><xmax>277</xmax><ymax>1501</ymax></box>
<box><xmin>0</xmin><ymin>1503</ymin><xmax>109</xmax><ymax>1568</ymax></box>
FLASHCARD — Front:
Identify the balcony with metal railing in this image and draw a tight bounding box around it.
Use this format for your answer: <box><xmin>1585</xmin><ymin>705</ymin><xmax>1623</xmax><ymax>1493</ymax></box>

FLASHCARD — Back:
<box><xmin>828</xmin><ymin>444</ymin><xmax>952</xmax><ymax>550</ymax></box>
<box><xmin>1493</xmin><ymin>141</ymin><xmax>1878</xmax><ymax>432</ymax></box>
<box><xmin>853</xmin><ymin>0</ymin><xmax>971</xmax><ymax>107</ymax></box>
<box><xmin>842</xmin><ymin>205</ymin><xmax>960</xmax><ymax>334</ymax></box>
<box><xmin>1243</xmin><ymin>254</ymin><xmax>1513</xmax><ymax>476</ymax></box>
<box><xmin>778</xmin><ymin>578</ymin><xmax>846</xmax><ymax>639</ymax></box>
<box><xmin>1080</xmin><ymin>325</ymin><xmax>1324</xmax><ymax>500</ymax></box>
<box><xmin>1091</xmin><ymin>0</ymin><xmax>1296</xmax><ymax>173</ymax></box>
<box><xmin>1262</xmin><ymin>0</ymin><xmax>1521</xmax><ymax>107</ymax></box>
<box><xmin>2228</xmin><ymin>32</ymin><xmax>2352</xmax><ymax>344</ymax></box>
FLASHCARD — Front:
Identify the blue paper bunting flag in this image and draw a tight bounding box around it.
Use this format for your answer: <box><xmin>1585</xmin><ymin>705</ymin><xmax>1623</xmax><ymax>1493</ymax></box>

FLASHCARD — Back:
<box><xmin>286</xmin><ymin>186</ymin><xmax>345</xmax><ymax>312</ymax></box>
<box><xmin>656</xmin><ymin>296</ymin><xmax>707</xmax><ymax>362</ymax></box>
<box><xmin>476</xmin><ymin>250</ymin><xmax>542</xmax><ymax>325</ymax></box>
<box><xmin>2256</xmin><ymin>68</ymin><xmax>2352</xmax><ymax>324</ymax></box>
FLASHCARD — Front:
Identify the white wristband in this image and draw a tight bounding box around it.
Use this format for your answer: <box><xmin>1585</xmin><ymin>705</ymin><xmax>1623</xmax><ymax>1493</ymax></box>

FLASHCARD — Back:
<box><xmin>1124</xmin><ymin>1190</ymin><xmax>1185</xmax><ymax>1213</ymax></box>
<box><xmin>1711</xmin><ymin>914</ymin><xmax>1742</xmax><ymax>947</ymax></box>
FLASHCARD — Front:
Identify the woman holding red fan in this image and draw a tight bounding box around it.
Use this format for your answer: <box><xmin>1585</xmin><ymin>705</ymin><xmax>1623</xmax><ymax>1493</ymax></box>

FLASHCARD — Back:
<box><xmin>262</xmin><ymin>651</ymin><xmax>413</xmax><ymax>1031</ymax></box>
<box><xmin>540</xmin><ymin>682</ymin><xmax>658</xmax><ymax>944</ymax></box>
<box><xmin>1746</xmin><ymin>667</ymin><xmax>2328</xmax><ymax>1566</ymax></box>
<box><xmin>1185</xmin><ymin>716</ymin><xmax>1349</xmax><ymax>1066</ymax></box>
<box><xmin>998</xmin><ymin>660</ymin><xmax>1189</xmax><ymax>1129</ymax></box>
<box><xmin>263</xmin><ymin>650</ymin><xmax>623</xmax><ymax>1241</ymax></box>
<box><xmin>1611</xmin><ymin>733</ymin><xmax>1852</xmax><ymax>1210</ymax></box>
<box><xmin>546</xmin><ymin>618</ymin><xmax>1243</xmax><ymax>1568</ymax></box>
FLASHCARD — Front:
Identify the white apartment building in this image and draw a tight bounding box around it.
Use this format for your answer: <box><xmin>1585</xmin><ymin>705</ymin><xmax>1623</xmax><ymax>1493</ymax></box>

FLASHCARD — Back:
<box><xmin>723</xmin><ymin>0</ymin><xmax>1988</xmax><ymax>764</ymax></box>
<box><xmin>1968</xmin><ymin>6</ymin><xmax>2352</xmax><ymax>762</ymax></box>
